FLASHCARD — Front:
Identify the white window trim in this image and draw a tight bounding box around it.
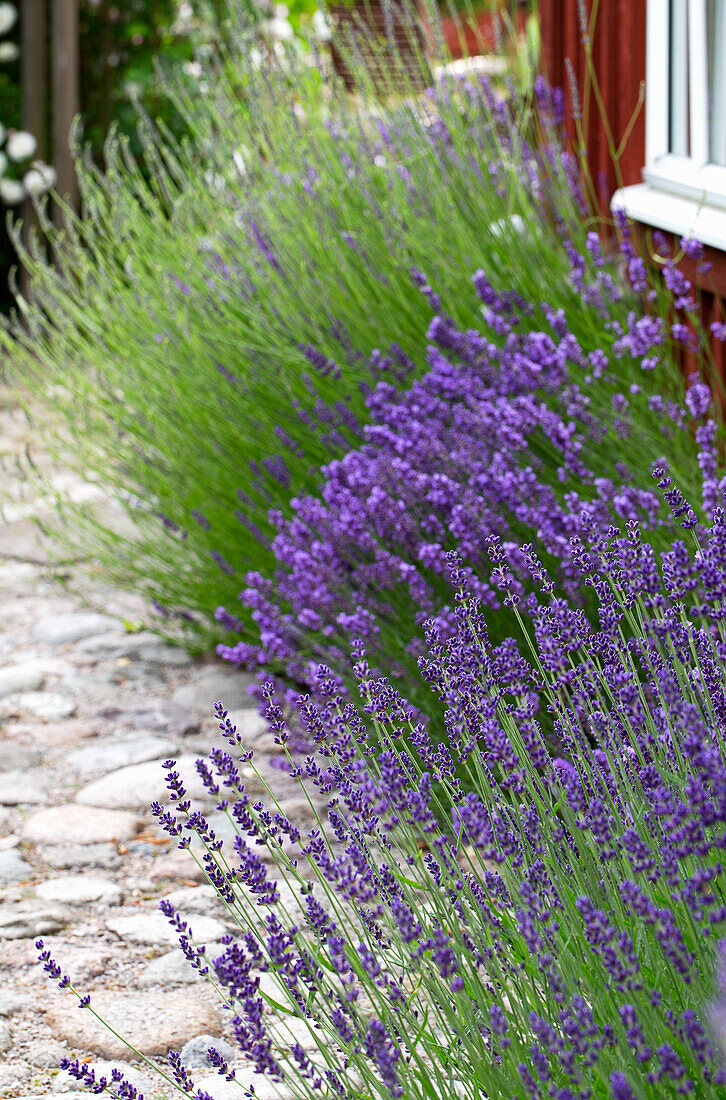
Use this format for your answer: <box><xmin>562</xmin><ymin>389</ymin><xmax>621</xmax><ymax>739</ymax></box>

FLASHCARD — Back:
<box><xmin>611</xmin><ymin>183</ymin><xmax>726</xmax><ymax>252</ymax></box>
<box><xmin>613</xmin><ymin>0</ymin><xmax>726</xmax><ymax>250</ymax></box>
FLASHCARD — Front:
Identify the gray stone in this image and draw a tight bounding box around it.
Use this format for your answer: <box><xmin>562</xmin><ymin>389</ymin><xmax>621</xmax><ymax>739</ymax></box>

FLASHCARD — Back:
<box><xmin>173</xmin><ymin>666</ymin><xmax>256</xmax><ymax>713</ymax></box>
<box><xmin>0</xmin><ymin>848</ymin><xmax>34</xmax><ymax>883</ymax></box>
<box><xmin>31</xmin><ymin>613</ymin><xmax>122</xmax><ymax>646</ymax></box>
<box><xmin>0</xmin><ymin>661</ymin><xmax>45</xmax><ymax>696</ymax></box>
<box><xmin>136</xmin><ymin>949</ymin><xmax>205</xmax><ymax>988</ymax></box>
<box><xmin>0</xmin><ymin>1067</ymin><xmax>31</xmax><ymax>1094</ymax></box>
<box><xmin>67</xmin><ymin>734</ymin><xmax>178</xmax><ymax>777</ymax></box>
<box><xmin>257</xmin><ymin>969</ymin><xmax>289</xmax><ymax>1002</ymax></box>
<box><xmin>225</xmin><ymin>707</ymin><xmax>272</xmax><ymax>751</ymax></box>
<box><xmin>126</xmin><ymin>874</ymin><xmax>155</xmax><ymax>892</ymax></box>
<box><xmin>273</xmin><ymin>1014</ymin><xmax>326</xmax><ymax>1052</ymax></box>
<box><xmin>25</xmin><ymin>1037</ymin><xmax>69</xmax><ymax>1069</ymax></box>
<box><xmin>0</xmin><ymin>1018</ymin><xmax>11</xmax><ymax>1052</ymax></box>
<box><xmin>273</xmin><ymin>881</ymin><xmax>306</xmax><ymax>924</ymax></box>
<box><xmin>94</xmin><ymin>700</ymin><xmax>200</xmax><ymax>735</ymax></box>
<box><xmin>60</xmin><ymin>671</ymin><xmax>116</xmax><ymax>694</ymax></box>
<box><xmin>149</xmin><ymin>847</ymin><xmax>207</xmax><ymax>884</ymax></box>
<box><xmin>275</xmin><ymin>793</ymin><xmax>320</xmax><ymax>826</ymax></box>
<box><xmin>35</xmin><ymin>875</ymin><xmax>123</xmax><ymax>906</ymax></box>
<box><xmin>9</xmin><ymin>652</ymin><xmax>74</xmax><ymax>675</ymax></box>
<box><xmin>77</xmin><ymin>631</ymin><xmax>191</xmax><ymax>666</ymax></box>
<box><xmin>0</xmin><ymin>990</ymin><xmax>32</xmax><ymax>1016</ymax></box>
<box><xmin>0</xmin><ymin>562</ymin><xmax>38</xmax><ymax>586</ymax></box>
<box><xmin>106</xmin><ymin>909</ymin><xmax>227</xmax><ymax>946</ymax></box>
<box><xmin>52</xmin><ymin>1058</ymin><xmax>151</xmax><ymax>1092</ymax></box>
<box><xmin>9</xmin><ymin>691</ymin><xmax>77</xmax><ymax>720</ymax></box>
<box><xmin>0</xmin><ymin>769</ymin><xmax>48</xmax><ymax>805</ymax></box>
<box><xmin>134</xmin><ymin>642</ymin><xmax>192</xmax><ymax>667</ymax></box>
<box><xmin>0</xmin><ymin>743</ymin><xmax>40</xmax><ymax>772</ymax></box>
<box><xmin>18</xmin><ymin>1095</ymin><xmax>87</xmax><ymax>1100</ymax></box>
<box><xmin>49</xmin><ymin>943</ymin><xmax>113</xmax><ymax>981</ymax></box>
<box><xmin>125</xmin><ymin>840</ymin><xmax>161</xmax><ymax>856</ymax></box>
<box><xmin>75</xmin><ymin>755</ymin><xmax>216</xmax><ymax>811</ymax></box>
<box><xmin>23</xmin><ymin>804</ymin><xmax>141</xmax><ymax>845</ymax></box>
<box><xmin>42</xmin><ymin>843</ymin><xmax>122</xmax><ymax>871</ymax></box>
<box><xmin>0</xmin><ymin>898</ymin><xmax>72</xmax><ymax>938</ymax></box>
<box><xmin>194</xmin><ymin>1071</ymin><xmax>295</xmax><ymax>1100</ymax></box>
<box><xmin>162</xmin><ymin>885</ymin><xmax>223</xmax><ymax>916</ymax></box>
<box><xmin>12</xmin><ymin>717</ymin><xmax>97</xmax><ymax>748</ymax></box>
<box><xmin>180</xmin><ymin>1033</ymin><xmax>237</xmax><ymax>1069</ymax></box>
<box><xmin>44</xmin><ymin>989</ymin><xmax>221</xmax><ymax>1057</ymax></box>
<box><xmin>76</xmin><ymin>632</ymin><xmax>153</xmax><ymax>658</ymax></box>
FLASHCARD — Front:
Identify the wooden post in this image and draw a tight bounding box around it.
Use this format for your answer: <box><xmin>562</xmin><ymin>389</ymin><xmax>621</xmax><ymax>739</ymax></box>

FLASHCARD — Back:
<box><xmin>21</xmin><ymin>0</ymin><xmax>48</xmax><ymax>159</ymax></box>
<box><xmin>51</xmin><ymin>0</ymin><xmax>79</xmax><ymax>225</ymax></box>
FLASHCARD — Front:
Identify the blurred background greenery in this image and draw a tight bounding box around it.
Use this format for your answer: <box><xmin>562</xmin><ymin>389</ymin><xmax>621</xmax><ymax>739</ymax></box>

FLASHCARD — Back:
<box><xmin>0</xmin><ymin>0</ymin><xmax>335</xmax><ymax>302</ymax></box>
<box><xmin>0</xmin><ymin>0</ymin><xmax>534</xmax><ymax>304</ymax></box>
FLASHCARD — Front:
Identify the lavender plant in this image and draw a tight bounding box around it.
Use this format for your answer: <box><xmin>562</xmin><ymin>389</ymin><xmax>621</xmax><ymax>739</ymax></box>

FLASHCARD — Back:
<box><xmin>1</xmin><ymin>15</ymin><xmax>708</xmax><ymax>644</ymax></box>
<box><xmin>215</xmin><ymin>251</ymin><xmax>722</xmax><ymax>716</ymax></box>
<box><xmin>37</xmin><ymin>478</ymin><xmax>726</xmax><ymax>1099</ymax></box>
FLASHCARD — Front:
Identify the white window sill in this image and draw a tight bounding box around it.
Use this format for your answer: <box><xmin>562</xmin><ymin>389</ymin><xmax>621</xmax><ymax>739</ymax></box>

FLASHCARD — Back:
<box><xmin>611</xmin><ymin>183</ymin><xmax>726</xmax><ymax>252</ymax></box>
<box><xmin>643</xmin><ymin>158</ymin><xmax>726</xmax><ymax>211</ymax></box>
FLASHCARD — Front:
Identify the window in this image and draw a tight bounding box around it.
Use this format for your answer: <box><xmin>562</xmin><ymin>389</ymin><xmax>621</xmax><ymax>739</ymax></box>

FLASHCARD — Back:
<box><xmin>612</xmin><ymin>0</ymin><xmax>726</xmax><ymax>249</ymax></box>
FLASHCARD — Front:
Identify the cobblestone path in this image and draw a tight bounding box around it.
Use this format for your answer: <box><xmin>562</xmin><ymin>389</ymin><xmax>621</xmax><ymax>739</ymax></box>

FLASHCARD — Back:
<box><xmin>0</xmin><ymin>389</ymin><xmax>310</xmax><ymax>1099</ymax></box>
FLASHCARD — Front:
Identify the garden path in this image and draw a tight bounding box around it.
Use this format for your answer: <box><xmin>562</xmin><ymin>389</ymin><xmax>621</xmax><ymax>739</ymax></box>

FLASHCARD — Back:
<box><xmin>0</xmin><ymin>387</ymin><xmax>311</xmax><ymax>1099</ymax></box>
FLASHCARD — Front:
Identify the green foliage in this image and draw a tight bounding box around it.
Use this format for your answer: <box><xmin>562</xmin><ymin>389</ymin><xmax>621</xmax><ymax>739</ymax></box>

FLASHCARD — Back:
<box><xmin>78</xmin><ymin>0</ymin><xmax>228</xmax><ymax>161</ymax></box>
<box><xmin>80</xmin><ymin>0</ymin><xmax>186</xmax><ymax>158</ymax></box>
<box><xmin>0</xmin><ymin>66</ymin><xmax>19</xmax><ymax>131</ymax></box>
<box><xmin>2</xmin><ymin>13</ymin><xmax>706</xmax><ymax>658</ymax></box>
<box><xmin>0</xmin><ymin>1</ymin><xmax>222</xmax><ymax>308</ymax></box>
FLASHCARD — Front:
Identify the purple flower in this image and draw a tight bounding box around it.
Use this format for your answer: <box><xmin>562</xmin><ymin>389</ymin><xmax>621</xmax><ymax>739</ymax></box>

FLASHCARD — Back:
<box><xmin>610</xmin><ymin>1072</ymin><xmax>636</xmax><ymax>1099</ymax></box>
<box><xmin>681</xmin><ymin>236</ymin><xmax>704</xmax><ymax>260</ymax></box>
<box><xmin>58</xmin><ymin>1058</ymin><xmax>146</xmax><ymax>1099</ymax></box>
<box><xmin>685</xmin><ymin>375</ymin><xmax>712</xmax><ymax>419</ymax></box>
<box><xmin>211</xmin><ymin>550</ymin><xmax>235</xmax><ymax>576</ymax></box>
<box><xmin>363</xmin><ymin>1018</ymin><xmax>402</xmax><ymax>1097</ymax></box>
<box><xmin>40</xmin><ymin>504</ymin><xmax>726</xmax><ymax>1096</ymax></box>
<box><xmin>218</xmin><ymin>277</ymin><xmax>677</xmax><ymax>725</ymax></box>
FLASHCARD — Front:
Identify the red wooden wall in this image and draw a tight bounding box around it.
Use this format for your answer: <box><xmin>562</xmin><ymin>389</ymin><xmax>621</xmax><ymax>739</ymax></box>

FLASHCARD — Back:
<box><xmin>536</xmin><ymin>1</ymin><xmax>726</xmax><ymax>390</ymax></box>
<box><xmin>537</xmin><ymin>0</ymin><xmax>647</xmax><ymax>203</ymax></box>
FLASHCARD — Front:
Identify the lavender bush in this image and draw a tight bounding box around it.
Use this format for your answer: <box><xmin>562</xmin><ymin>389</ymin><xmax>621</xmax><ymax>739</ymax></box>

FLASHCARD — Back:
<box><xmin>216</xmin><ymin>250</ymin><xmax>722</xmax><ymax>716</ymax></box>
<box><xmin>37</xmin><ymin>475</ymin><xmax>726</xmax><ymax>1098</ymax></box>
<box><xmin>1</xmin><ymin>18</ymin><xmax>708</xmax><ymax>644</ymax></box>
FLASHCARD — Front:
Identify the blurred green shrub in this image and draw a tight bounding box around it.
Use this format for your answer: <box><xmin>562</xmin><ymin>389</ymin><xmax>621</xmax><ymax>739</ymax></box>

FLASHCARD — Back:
<box><xmin>0</xmin><ymin>1</ymin><xmax>231</xmax><ymax>304</ymax></box>
<box><xmin>3</xmin><ymin>18</ymin><xmax>708</xmax><ymax>667</ymax></box>
<box><xmin>78</xmin><ymin>0</ymin><xmax>228</xmax><ymax>160</ymax></box>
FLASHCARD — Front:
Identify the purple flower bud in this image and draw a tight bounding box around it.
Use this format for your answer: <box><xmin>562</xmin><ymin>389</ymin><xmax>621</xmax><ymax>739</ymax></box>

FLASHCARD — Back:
<box><xmin>685</xmin><ymin>375</ymin><xmax>712</xmax><ymax>419</ymax></box>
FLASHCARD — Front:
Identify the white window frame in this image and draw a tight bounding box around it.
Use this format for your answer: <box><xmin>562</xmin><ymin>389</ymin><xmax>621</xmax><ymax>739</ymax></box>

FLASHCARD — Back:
<box><xmin>612</xmin><ymin>0</ymin><xmax>726</xmax><ymax>250</ymax></box>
